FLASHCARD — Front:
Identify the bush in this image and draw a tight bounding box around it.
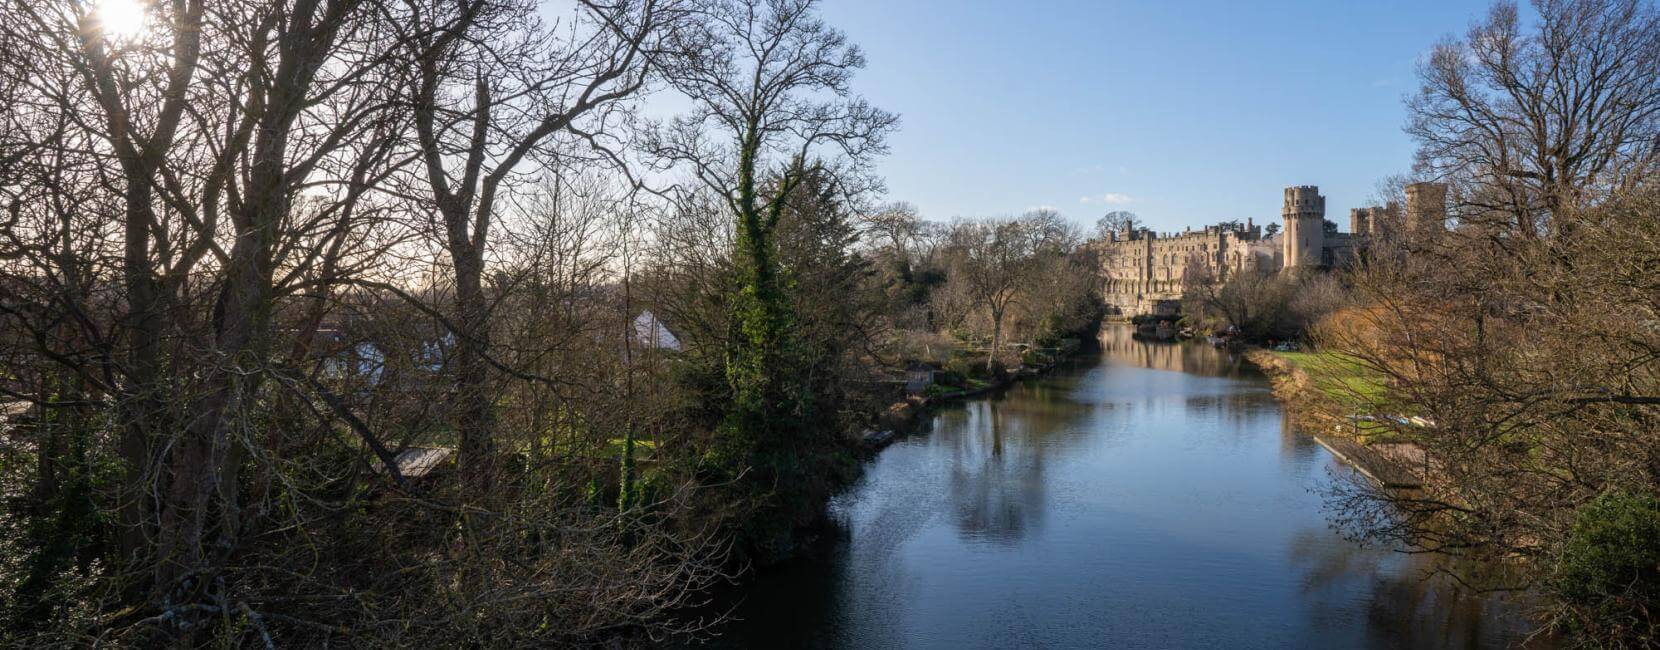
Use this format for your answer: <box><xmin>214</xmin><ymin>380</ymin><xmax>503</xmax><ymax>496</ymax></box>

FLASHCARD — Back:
<box><xmin>1548</xmin><ymin>490</ymin><xmax>1660</xmax><ymax>647</ymax></box>
<box><xmin>943</xmin><ymin>353</ymin><xmax>991</xmax><ymax>380</ymax></box>
<box><xmin>1129</xmin><ymin>313</ymin><xmax>1177</xmax><ymax>326</ymax></box>
<box><xmin>1181</xmin><ymin>270</ymin><xmax>1348</xmax><ymax>343</ymax></box>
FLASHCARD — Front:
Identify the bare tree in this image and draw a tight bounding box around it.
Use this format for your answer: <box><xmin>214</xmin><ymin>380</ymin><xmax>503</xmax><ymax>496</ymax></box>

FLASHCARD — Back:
<box><xmin>643</xmin><ymin>0</ymin><xmax>894</xmax><ymax>519</ymax></box>
<box><xmin>944</xmin><ymin>211</ymin><xmax>1074</xmax><ymax>370</ymax></box>
<box><xmin>1</xmin><ymin>0</ymin><xmax>211</xmax><ymax>570</ymax></box>
<box><xmin>865</xmin><ymin>201</ymin><xmax>923</xmax><ymax>259</ymax></box>
<box><xmin>1408</xmin><ymin>0</ymin><xmax>1660</xmax><ymax>238</ymax></box>
<box><xmin>1313</xmin><ymin>3</ymin><xmax>1660</xmax><ymax>643</ymax></box>
<box><xmin>0</xmin><ymin>0</ymin><xmax>741</xmax><ymax>643</ymax></box>
<box><xmin>398</xmin><ymin>0</ymin><xmax>667</xmax><ymax>494</ymax></box>
<box><xmin>1094</xmin><ymin>210</ymin><xmax>1142</xmax><ymax>239</ymax></box>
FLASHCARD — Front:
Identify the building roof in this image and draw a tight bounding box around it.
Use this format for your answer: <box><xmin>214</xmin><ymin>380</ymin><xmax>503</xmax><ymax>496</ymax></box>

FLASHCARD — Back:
<box><xmin>373</xmin><ymin>446</ymin><xmax>454</xmax><ymax>479</ymax></box>
<box><xmin>633</xmin><ymin>310</ymin><xmax>682</xmax><ymax>351</ymax></box>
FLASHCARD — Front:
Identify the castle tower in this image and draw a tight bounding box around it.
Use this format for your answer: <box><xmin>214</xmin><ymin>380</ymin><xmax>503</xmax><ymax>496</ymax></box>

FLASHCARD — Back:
<box><xmin>1404</xmin><ymin>182</ymin><xmax>1448</xmax><ymax>233</ymax></box>
<box><xmin>1282</xmin><ymin>185</ymin><xmax>1325</xmax><ymax>268</ymax></box>
<box><xmin>1349</xmin><ymin>207</ymin><xmax>1372</xmax><ymax>237</ymax></box>
<box><xmin>1349</xmin><ymin>204</ymin><xmax>1398</xmax><ymax>237</ymax></box>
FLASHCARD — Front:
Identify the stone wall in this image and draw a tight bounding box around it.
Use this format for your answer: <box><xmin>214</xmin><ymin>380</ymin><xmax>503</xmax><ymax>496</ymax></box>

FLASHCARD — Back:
<box><xmin>1096</xmin><ymin>220</ymin><xmax>1274</xmax><ymax>314</ymax></box>
<box><xmin>1096</xmin><ymin>183</ymin><xmax>1441</xmax><ymax>316</ymax></box>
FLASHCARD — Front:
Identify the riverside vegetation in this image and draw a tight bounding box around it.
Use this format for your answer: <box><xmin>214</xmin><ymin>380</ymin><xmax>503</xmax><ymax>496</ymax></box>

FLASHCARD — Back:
<box><xmin>1172</xmin><ymin>2</ymin><xmax>1660</xmax><ymax>646</ymax></box>
<box><xmin>1</xmin><ymin>0</ymin><xmax>1656</xmax><ymax>647</ymax></box>
<box><xmin>0</xmin><ymin>0</ymin><xmax>1103</xmax><ymax>645</ymax></box>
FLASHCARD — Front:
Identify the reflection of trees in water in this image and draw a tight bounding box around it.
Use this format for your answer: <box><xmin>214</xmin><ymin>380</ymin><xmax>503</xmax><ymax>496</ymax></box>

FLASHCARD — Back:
<box><xmin>1287</xmin><ymin>523</ymin><xmax>1546</xmax><ymax>649</ymax></box>
<box><xmin>706</xmin><ymin>519</ymin><xmax>865</xmax><ymax>648</ymax></box>
<box><xmin>943</xmin><ymin>401</ymin><xmax>1046</xmax><ymax>543</ymax></box>
<box><xmin>1278</xmin><ymin>409</ymin><xmax>1321</xmax><ymax>460</ymax></box>
<box><xmin>1182</xmin><ymin>392</ymin><xmax>1272</xmax><ymax>419</ymax></box>
<box><xmin>1096</xmin><ymin>324</ymin><xmax>1250</xmax><ymax>377</ymax></box>
<box><xmin>937</xmin><ymin>386</ymin><xmax>1097</xmax><ymax>544</ymax></box>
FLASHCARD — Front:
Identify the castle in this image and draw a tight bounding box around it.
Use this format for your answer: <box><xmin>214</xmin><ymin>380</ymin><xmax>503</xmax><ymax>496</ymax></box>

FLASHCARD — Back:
<box><xmin>1097</xmin><ymin>183</ymin><xmax>1447</xmax><ymax>316</ymax></box>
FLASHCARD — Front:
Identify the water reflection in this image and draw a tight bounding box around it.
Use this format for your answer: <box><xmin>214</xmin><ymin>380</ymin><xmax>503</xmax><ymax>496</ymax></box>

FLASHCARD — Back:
<box><xmin>704</xmin><ymin>326</ymin><xmax>1544</xmax><ymax>649</ymax></box>
<box><xmin>1280</xmin><ymin>408</ymin><xmax>1325</xmax><ymax>468</ymax></box>
<box><xmin>1287</xmin><ymin>527</ymin><xmax>1543</xmax><ymax>649</ymax></box>
<box><xmin>942</xmin><ymin>401</ymin><xmax>1050</xmax><ymax>544</ymax></box>
<box><xmin>1097</xmin><ymin>323</ymin><xmax>1254</xmax><ymax>377</ymax></box>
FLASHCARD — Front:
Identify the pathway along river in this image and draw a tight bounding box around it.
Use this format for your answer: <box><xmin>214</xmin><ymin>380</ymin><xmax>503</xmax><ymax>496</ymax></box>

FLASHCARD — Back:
<box><xmin>703</xmin><ymin>326</ymin><xmax>1544</xmax><ymax>649</ymax></box>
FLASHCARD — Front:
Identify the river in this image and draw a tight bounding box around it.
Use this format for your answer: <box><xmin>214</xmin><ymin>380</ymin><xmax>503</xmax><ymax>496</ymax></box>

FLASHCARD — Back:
<box><xmin>702</xmin><ymin>326</ymin><xmax>1544</xmax><ymax>649</ymax></box>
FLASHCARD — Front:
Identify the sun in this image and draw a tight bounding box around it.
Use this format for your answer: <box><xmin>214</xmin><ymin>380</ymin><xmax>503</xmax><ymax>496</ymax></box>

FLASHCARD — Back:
<box><xmin>93</xmin><ymin>0</ymin><xmax>148</xmax><ymax>40</ymax></box>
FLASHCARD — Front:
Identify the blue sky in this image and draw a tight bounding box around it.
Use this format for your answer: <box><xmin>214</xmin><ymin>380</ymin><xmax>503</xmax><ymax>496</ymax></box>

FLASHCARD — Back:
<box><xmin>818</xmin><ymin>0</ymin><xmax>1495</xmax><ymax>232</ymax></box>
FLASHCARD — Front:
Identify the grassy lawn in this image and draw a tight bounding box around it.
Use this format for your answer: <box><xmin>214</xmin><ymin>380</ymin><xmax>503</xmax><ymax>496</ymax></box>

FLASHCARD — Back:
<box><xmin>1272</xmin><ymin>351</ymin><xmax>1391</xmax><ymax>410</ymax></box>
<box><xmin>1270</xmin><ymin>350</ymin><xmax>1425</xmax><ymax>443</ymax></box>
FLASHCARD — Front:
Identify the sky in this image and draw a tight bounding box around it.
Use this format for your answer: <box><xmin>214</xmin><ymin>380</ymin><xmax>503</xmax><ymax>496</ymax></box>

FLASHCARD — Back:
<box><xmin>814</xmin><ymin>0</ymin><xmax>1497</xmax><ymax>233</ymax></box>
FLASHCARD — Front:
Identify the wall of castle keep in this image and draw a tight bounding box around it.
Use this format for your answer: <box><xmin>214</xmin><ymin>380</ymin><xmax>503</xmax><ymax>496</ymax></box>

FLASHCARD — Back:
<box><xmin>1404</xmin><ymin>182</ymin><xmax>1449</xmax><ymax>234</ymax></box>
<box><xmin>1096</xmin><ymin>220</ymin><xmax>1282</xmax><ymax>316</ymax></box>
<box><xmin>1096</xmin><ymin>184</ymin><xmax>1429</xmax><ymax>316</ymax></box>
<box><xmin>1098</xmin><ymin>223</ymin><xmax>1272</xmax><ymax>296</ymax></box>
<box><xmin>1282</xmin><ymin>185</ymin><xmax>1326</xmax><ymax>268</ymax></box>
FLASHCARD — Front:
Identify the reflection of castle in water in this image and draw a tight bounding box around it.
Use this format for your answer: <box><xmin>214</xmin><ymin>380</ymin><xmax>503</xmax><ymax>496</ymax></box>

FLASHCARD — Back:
<box><xmin>1096</xmin><ymin>324</ymin><xmax>1253</xmax><ymax>378</ymax></box>
<box><xmin>1098</xmin><ymin>324</ymin><xmax>1324</xmax><ymax>461</ymax></box>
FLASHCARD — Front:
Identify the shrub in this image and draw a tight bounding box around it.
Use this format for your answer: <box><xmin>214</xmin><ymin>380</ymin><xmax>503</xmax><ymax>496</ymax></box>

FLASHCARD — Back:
<box><xmin>1129</xmin><ymin>313</ymin><xmax>1177</xmax><ymax>326</ymax></box>
<box><xmin>944</xmin><ymin>354</ymin><xmax>990</xmax><ymax>380</ymax></box>
<box><xmin>1548</xmin><ymin>490</ymin><xmax>1660</xmax><ymax>647</ymax></box>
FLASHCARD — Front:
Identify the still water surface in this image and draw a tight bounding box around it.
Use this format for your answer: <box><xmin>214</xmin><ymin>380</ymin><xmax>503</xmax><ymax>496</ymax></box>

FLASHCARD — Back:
<box><xmin>709</xmin><ymin>327</ymin><xmax>1541</xmax><ymax>649</ymax></box>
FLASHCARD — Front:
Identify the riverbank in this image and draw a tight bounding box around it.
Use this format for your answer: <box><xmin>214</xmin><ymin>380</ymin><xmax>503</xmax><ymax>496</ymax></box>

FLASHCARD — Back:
<box><xmin>858</xmin><ymin>337</ymin><xmax>1091</xmax><ymax>453</ymax></box>
<box><xmin>751</xmin><ymin>336</ymin><xmax>1095</xmax><ymax>566</ymax></box>
<box><xmin>1245</xmin><ymin>348</ymin><xmax>1428</xmax><ymax>489</ymax></box>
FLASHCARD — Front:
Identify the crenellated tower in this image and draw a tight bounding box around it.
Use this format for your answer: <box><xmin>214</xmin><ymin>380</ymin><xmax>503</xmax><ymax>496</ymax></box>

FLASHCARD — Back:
<box><xmin>1282</xmin><ymin>185</ymin><xmax>1325</xmax><ymax>268</ymax></box>
<box><xmin>1404</xmin><ymin>182</ymin><xmax>1448</xmax><ymax>234</ymax></box>
<box><xmin>1350</xmin><ymin>207</ymin><xmax>1374</xmax><ymax>236</ymax></box>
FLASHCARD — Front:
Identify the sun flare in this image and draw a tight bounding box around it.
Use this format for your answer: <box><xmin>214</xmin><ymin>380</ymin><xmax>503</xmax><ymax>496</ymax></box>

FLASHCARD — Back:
<box><xmin>94</xmin><ymin>0</ymin><xmax>147</xmax><ymax>40</ymax></box>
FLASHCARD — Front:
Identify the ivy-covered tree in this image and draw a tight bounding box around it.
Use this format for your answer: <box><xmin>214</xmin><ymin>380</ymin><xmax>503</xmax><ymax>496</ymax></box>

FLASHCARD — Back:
<box><xmin>646</xmin><ymin>0</ymin><xmax>894</xmax><ymax>553</ymax></box>
<box><xmin>773</xmin><ymin>162</ymin><xmax>882</xmax><ymax>454</ymax></box>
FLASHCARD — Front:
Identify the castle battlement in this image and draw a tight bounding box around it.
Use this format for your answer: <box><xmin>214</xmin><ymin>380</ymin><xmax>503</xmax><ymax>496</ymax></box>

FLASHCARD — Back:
<box><xmin>1404</xmin><ymin>182</ymin><xmax>1449</xmax><ymax>232</ymax></box>
<box><xmin>1100</xmin><ymin>182</ymin><xmax>1451</xmax><ymax>315</ymax></box>
<box><xmin>1281</xmin><ymin>186</ymin><xmax>1326</xmax><ymax>268</ymax></box>
<box><xmin>1350</xmin><ymin>203</ymin><xmax>1400</xmax><ymax>237</ymax></box>
<box><xmin>1097</xmin><ymin>183</ymin><xmax>1439</xmax><ymax>316</ymax></box>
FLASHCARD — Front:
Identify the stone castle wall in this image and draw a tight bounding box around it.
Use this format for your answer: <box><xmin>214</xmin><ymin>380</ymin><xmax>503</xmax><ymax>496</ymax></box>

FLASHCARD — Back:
<box><xmin>1097</xmin><ymin>220</ymin><xmax>1281</xmax><ymax>316</ymax></box>
<box><xmin>1097</xmin><ymin>184</ymin><xmax>1442</xmax><ymax>316</ymax></box>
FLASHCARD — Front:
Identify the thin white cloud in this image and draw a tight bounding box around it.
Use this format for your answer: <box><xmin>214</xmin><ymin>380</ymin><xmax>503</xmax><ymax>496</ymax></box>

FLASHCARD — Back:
<box><xmin>1079</xmin><ymin>192</ymin><xmax>1136</xmax><ymax>205</ymax></box>
<box><xmin>1071</xmin><ymin>164</ymin><xmax>1107</xmax><ymax>176</ymax></box>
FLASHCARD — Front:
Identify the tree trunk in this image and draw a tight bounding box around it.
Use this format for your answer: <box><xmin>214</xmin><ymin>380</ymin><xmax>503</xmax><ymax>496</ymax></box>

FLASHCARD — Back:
<box><xmin>988</xmin><ymin>308</ymin><xmax>1003</xmax><ymax>371</ymax></box>
<box><xmin>452</xmin><ymin>245</ymin><xmax>495</xmax><ymax>495</ymax></box>
<box><xmin>118</xmin><ymin>177</ymin><xmax>163</xmax><ymax>572</ymax></box>
<box><xmin>154</xmin><ymin>92</ymin><xmax>288</xmax><ymax>599</ymax></box>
